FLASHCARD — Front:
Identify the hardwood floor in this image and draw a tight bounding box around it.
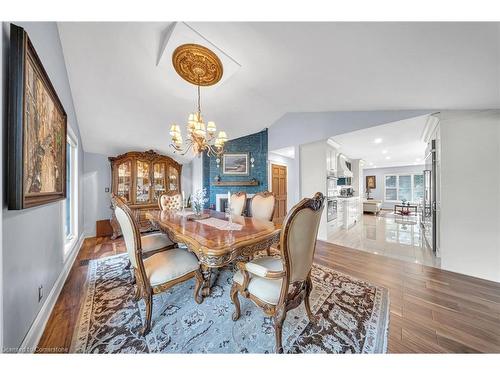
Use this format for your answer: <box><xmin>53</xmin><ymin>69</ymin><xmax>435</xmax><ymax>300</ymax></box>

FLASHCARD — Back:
<box><xmin>37</xmin><ymin>237</ymin><xmax>500</xmax><ymax>353</ymax></box>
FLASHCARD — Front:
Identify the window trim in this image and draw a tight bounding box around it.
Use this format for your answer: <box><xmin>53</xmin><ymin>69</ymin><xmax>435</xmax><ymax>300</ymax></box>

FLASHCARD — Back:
<box><xmin>383</xmin><ymin>173</ymin><xmax>424</xmax><ymax>203</ymax></box>
<box><xmin>63</xmin><ymin>128</ymin><xmax>79</xmax><ymax>258</ymax></box>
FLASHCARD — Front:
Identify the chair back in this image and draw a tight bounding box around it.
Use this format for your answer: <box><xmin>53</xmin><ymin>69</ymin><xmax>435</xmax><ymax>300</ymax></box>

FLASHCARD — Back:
<box><xmin>230</xmin><ymin>192</ymin><xmax>247</xmax><ymax>216</ymax></box>
<box><xmin>159</xmin><ymin>192</ymin><xmax>182</xmax><ymax>211</ymax></box>
<box><xmin>111</xmin><ymin>194</ymin><xmax>141</xmax><ymax>269</ymax></box>
<box><xmin>280</xmin><ymin>192</ymin><xmax>325</xmax><ymax>284</ymax></box>
<box><xmin>250</xmin><ymin>191</ymin><xmax>275</xmax><ymax>221</ymax></box>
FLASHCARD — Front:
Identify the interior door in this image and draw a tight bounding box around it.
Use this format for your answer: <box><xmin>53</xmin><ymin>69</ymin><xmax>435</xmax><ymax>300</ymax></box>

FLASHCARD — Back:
<box><xmin>271</xmin><ymin>164</ymin><xmax>287</xmax><ymax>224</ymax></box>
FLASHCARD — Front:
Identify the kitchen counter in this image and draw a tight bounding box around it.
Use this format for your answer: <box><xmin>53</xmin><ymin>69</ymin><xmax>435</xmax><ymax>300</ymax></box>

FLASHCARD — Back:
<box><xmin>328</xmin><ymin>196</ymin><xmax>361</xmax><ymax>232</ymax></box>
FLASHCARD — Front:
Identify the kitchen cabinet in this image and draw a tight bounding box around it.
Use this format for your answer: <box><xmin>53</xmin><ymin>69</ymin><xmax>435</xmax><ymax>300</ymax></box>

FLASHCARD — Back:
<box><xmin>326</xmin><ymin>145</ymin><xmax>338</xmax><ymax>175</ymax></box>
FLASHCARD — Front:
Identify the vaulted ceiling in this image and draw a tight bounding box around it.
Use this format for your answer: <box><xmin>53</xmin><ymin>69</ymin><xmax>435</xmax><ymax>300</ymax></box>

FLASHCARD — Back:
<box><xmin>58</xmin><ymin>22</ymin><xmax>500</xmax><ymax>162</ymax></box>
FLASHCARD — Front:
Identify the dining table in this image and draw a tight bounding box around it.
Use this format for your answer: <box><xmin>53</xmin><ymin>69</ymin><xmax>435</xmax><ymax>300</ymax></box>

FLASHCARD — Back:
<box><xmin>145</xmin><ymin>209</ymin><xmax>281</xmax><ymax>296</ymax></box>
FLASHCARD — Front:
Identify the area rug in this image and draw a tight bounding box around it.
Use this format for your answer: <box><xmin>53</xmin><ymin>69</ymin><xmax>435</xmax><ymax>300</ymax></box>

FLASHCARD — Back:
<box><xmin>71</xmin><ymin>253</ymin><xmax>389</xmax><ymax>353</ymax></box>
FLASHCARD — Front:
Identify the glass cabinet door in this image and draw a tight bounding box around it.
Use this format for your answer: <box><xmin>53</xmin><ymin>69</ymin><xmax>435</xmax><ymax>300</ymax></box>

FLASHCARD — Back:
<box><xmin>152</xmin><ymin>162</ymin><xmax>166</xmax><ymax>201</ymax></box>
<box><xmin>168</xmin><ymin>166</ymin><xmax>179</xmax><ymax>192</ymax></box>
<box><xmin>117</xmin><ymin>160</ymin><xmax>132</xmax><ymax>202</ymax></box>
<box><xmin>136</xmin><ymin>160</ymin><xmax>151</xmax><ymax>203</ymax></box>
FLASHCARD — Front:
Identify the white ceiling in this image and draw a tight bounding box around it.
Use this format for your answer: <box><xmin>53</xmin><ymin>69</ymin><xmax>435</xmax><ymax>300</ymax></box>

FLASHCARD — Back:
<box><xmin>57</xmin><ymin>22</ymin><xmax>500</xmax><ymax>162</ymax></box>
<box><xmin>331</xmin><ymin>115</ymin><xmax>429</xmax><ymax>168</ymax></box>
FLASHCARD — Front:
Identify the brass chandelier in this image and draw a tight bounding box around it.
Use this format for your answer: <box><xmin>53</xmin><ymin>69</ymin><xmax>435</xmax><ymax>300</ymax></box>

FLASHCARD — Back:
<box><xmin>169</xmin><ymin>44</ymin><xmax>228</xmax><ymax>157</ymax></box>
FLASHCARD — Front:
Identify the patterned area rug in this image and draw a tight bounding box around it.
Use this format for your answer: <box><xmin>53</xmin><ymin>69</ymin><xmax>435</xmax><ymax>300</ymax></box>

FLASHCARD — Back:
<box><xmin>71</xmin><ymin>254</ymin><xmax>389</xmax><ymax>353</ymax></box>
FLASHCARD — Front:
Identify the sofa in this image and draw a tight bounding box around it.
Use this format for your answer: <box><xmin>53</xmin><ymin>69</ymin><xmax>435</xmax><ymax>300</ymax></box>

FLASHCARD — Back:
<box><xmin>363</xmin><ymin>200</ymin><xmax>382</xmax><ymax>214</ymax></box>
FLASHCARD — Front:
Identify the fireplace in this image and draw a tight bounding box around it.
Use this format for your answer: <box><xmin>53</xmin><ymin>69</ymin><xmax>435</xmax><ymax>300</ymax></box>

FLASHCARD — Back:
<box><xmin>216</xmin><ymin>193</ymin><xmax>254</xmax><ymax>215</ymax></box>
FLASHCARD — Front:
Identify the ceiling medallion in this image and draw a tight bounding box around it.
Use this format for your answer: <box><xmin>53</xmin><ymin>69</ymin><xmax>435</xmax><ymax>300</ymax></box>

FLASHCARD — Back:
<box><xmin>169</xmin><ymin>44</ymin><xmax>228</xmax><ymax>157</ymax></box>
<box><xmin>172</xmin><ymin>44</ymin><xmax>223</xmax><ymax>86</ymax></box>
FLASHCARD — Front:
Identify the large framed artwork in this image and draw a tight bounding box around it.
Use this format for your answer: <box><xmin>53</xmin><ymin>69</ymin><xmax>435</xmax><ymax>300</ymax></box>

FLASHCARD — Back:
<box><xmin>222</xmin><ymin>153</ymin><xmax>249</xmax><ymax>175</ymax></box>
<box><xmin>7</xmin><ymin>24</ymin><xmax>67</xmax><ymax>210</ymax></box>
<box><xmin>366</xmin><ymin>175</ymin><xmax>376</xmax><ymax>189</ymax></box>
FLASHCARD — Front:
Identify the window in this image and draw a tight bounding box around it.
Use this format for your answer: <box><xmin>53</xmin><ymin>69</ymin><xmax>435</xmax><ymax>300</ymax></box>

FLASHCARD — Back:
<box><xmin>384</xmin><ymin>173</ymin><xmax>424</xmax><ymax>203</ymax></box>
<box><xmin>64</xmin><ymin>132</ymin><xmax>78</xmax><ymax>253</ymax></box>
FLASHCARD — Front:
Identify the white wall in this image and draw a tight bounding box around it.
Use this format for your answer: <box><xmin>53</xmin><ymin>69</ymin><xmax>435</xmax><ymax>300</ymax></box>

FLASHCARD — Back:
<box><xmin>181</xmin><ymin>161</ymin><xmax>193</xmax><ymax>199</ymax></box>
<box><xmin>300</xmin><ymin>141</ymin><xmax>327</xmax><ymax>240</ymax></box>
<box><xmin>363</xmin><ymin>165</ymin><xmax>426</xmax><ymax>209</ymax></box>
<box><xmin>191</xmin><ymin>156</ymin><xmax>203</xmax><ymax>194</ymax></box>
<box><xmin>1</xmin><ymin>22</ymin><xmax>85</xmax><ymax>350</ymax></box>
<box><xmin>83</xmin><ymin>152</ymin><xmax>112</xmax><ymax>237</ymax></box>
<box><xmin>439</xmin><ymin>110</ymin><xmax>500</xmax><ymax>282</ymax></box>
<box><xmin>268</xmin><ymin>148</ymin><xmax>300</xmax><ymax>211</ymax></box>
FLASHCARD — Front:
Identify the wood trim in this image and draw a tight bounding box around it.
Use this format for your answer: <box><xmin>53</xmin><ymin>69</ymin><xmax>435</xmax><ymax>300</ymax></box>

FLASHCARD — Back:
<box><xmin>212</xmin><ymin>180</ymin><xmax>258</xmax><ymax>186</ymax></box>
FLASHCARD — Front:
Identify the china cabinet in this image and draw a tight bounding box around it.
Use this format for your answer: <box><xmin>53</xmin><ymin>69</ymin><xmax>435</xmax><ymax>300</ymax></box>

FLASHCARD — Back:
<box><xmin>109</xmin><ymin>150</ymin><xmax>182</xmax><ymax>238</ymax></box>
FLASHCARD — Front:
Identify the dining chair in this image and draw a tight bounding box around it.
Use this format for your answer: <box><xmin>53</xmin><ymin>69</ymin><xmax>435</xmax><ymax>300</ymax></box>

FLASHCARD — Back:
<box><xmin>158</xmin><ymin>192</ymin><xmax>183</xmax><ymax>211</ymax></box>
<box><xmin>230</xmin><ymin>192</ymin><xmax>247</xmax><ymax>216</ymax></box>
<box><xmin>113</xmin><ymin>195</ymin><xmax>204</xmax><ymax>335</ymax></box>
<box><xmin>230</xmin><ymin>192</ymin><xmax>325</xmax><ymax>353</ymax></box>
<box><xmin>250</xmin><ymin>191</ymin><xmax>276</xmax><ymax>221</ymax></box>
<box><xmin>112</xmin><ymin>194</ymin><xmax>176</xmax><ymax>254</ymax></box>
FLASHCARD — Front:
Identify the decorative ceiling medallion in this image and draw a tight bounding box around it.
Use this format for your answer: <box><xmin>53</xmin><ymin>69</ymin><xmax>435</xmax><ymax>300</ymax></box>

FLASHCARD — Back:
<box><xmin>172</xmin><ymin>44</ymin><xmax>223</xmax><ymax>86</ymax></box>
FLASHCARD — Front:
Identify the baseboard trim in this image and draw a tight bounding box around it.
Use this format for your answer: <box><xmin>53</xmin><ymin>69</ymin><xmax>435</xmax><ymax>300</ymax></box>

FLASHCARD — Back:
<box><xmin>19</xmin><ymin>233</ymin><xmax>85</xmax><ymax>353</ymax></box>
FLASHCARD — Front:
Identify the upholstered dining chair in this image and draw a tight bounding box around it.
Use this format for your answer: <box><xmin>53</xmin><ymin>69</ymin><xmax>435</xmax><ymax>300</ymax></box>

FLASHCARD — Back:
<box><xmin>230</xmin><ymin>192</ymin><xmax>247</xmax><ymax>216</ymax></box>
<box><xmin>112</xmin><ymin>194</ymin><xmax>176</xmax><ymax>254</ymax></box>
<box><xmin>112</xmin><ymin>195</ymin><xmax>204</xmax><ymax>335</ymax></box>
<box><xmin>250</xmin><ymin>191</ymin><xmax>276</xmax><ymax>221</ymax></box>
<box><xmin>230</xmin><ymin>192</ymin><xmax>325</xmax><ymax>353</ymax></box>
<box><xmin>158</xmin><ymin>192</ymin><xmax>183</xmax><ymax>211</ymax></box>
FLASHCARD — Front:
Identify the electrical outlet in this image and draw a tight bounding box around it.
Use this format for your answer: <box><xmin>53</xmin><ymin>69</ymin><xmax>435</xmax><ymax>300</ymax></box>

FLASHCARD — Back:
<box><xmin>38</xmin><ymin>285</ymin><xmax>43</xmax><ymax>302</ymax></box>
<box><xmin>105</xmin><ymin>187</ymin><xmax>110</xmax><ymax>193</ymax></box>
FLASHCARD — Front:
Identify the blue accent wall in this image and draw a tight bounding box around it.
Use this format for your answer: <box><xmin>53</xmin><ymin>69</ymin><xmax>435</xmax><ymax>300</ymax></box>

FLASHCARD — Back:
<box><xmin>203</xmin><ymin>129</ymin><xmax>268</xmax><ymax>208</ymax></box>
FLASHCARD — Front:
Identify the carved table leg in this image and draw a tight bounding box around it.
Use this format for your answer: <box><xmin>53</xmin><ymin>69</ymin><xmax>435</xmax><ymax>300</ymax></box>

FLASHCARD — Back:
<box><xmin>201</xmin><ymin>264</ymin><xmax>213</xmax><ymax>297</ymax></box>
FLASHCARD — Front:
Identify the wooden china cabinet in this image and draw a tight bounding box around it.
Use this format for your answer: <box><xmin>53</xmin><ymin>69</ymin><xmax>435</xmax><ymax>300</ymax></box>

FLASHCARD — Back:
<box><xmin>109</xmin><ymin>150</ymin><xmax>182</xmax><ymax>239</ymax></box>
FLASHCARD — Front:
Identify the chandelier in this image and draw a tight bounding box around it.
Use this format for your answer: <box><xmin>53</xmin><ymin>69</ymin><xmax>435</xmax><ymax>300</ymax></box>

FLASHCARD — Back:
<box><xmin>169</xmin><ymin>44</ymin><xmax>228</xmax><ymax>157</ymax></box>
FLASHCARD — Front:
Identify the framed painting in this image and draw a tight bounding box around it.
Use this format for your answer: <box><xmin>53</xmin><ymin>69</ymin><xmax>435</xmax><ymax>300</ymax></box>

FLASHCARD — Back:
<box><xmin>366</xmin><ymin>175</ymin><xmax>376</xmax><ymax>189</ymax></box>
<box><xmin>222</xmin><ymin>153</ymin><xmax>249</xmax><ymax>176</ymax></box>
<box><xmin>7</xmin><ymin>24</ymin><xmax>67</xmax><ymax>210</ymax></box>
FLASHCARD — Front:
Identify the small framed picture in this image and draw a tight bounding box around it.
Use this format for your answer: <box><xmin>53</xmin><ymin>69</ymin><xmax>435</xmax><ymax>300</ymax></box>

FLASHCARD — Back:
<box><xmin>366</xmin><ymin>175</ymin><xmax>376</xmax><ymax>189</ymax></box>
<box><xmin>222</xmin><ymin>153</ymin><xmax>249</xmax><ymax>175</ymax></box>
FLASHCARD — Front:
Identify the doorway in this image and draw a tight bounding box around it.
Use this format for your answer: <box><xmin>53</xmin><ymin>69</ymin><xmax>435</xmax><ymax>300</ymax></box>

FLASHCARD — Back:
<box><xmin>271</xmin><ymin>163</ymin><xmax>287</xmax><ymax>224</ymax></box>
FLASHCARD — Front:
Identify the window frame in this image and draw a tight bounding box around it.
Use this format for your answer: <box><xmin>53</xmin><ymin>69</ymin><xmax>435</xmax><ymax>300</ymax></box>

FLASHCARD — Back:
<box><xmin>63</xmin><ymin>129</ymin><xmax>79</xmax><ymax>257</ymax></box>
<box><xmin>383</xmin><ymin>173</ymin><xmax>424</xmax><ymax>203</ymax></box>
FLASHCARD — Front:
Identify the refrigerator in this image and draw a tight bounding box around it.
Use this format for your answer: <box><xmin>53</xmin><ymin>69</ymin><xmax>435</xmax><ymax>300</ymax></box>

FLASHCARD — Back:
<box><xmin>422</xmin><ymin>139</ymin><xmax>437</xmax><ymax>253</ymax></box>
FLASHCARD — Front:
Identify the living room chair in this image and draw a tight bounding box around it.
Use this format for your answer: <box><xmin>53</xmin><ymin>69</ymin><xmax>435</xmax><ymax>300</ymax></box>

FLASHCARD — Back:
<box><xmin>230</xmin><ymin>192</ymin><xmax>247</xmax><ymax>216</ymax></box>
<box><xmin>250</xmin><ymin>191</ymin><xmax>276</xmax><ymax>221</ymax></box>
<box><xmin>230</xmin><ymin>192</ymin><xmax>325</xmax><ymax>353</ymax></box>
<box><xmin>113</xmin><ymin>195</ymin><xmax>204</xmax><ymax>335</ymax></box>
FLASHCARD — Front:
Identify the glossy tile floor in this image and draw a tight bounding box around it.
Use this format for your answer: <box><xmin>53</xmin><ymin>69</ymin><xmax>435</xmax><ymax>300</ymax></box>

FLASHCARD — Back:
<box><xmin>327</xmin><ymin>210</ymin><xmax>440</xmax><ymax>268</ymax></box>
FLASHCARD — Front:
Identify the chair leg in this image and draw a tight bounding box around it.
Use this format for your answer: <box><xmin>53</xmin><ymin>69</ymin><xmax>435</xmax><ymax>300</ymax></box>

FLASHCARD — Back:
<box><xmin>193</xmin><ymin>270</ymin><xmax>204</xmax><ymax>304</ymax></box>
<box><xmin>273</xmin><ymin>306</ymin><xmax>287</xmax><ymax>354</ymax></box>
<box><xmin>133</xmin><ymin>284</ymin><xmax>141</xmax><ymax>302</ymax></box>
<box><xmin>304</xmin><ymin>276</ymin><xmax>317</xmax><ymax>323</ymax></box>
<box><xmin>140</xmin><ymin>291</ymin><xmax>153</xmax><ymax>336</ymax></box>
<box><xmin>230</xmin><ymin>284</ymin><xmax>241</xmax><ymax>321</ymax></box>
<box><xmin>265</xmin><ymin>247</ymin><xmax>271</xmax><ymax>256</ymax></box>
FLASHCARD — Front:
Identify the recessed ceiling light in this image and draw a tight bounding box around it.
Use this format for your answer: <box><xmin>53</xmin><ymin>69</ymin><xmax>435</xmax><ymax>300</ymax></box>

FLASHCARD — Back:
<box><xmin>382</xmin><ymin>149</ymin><xmax>388</xmax><ymax>154</ymax></box>
<box><xmin>369</xmin><ymin>162</ymin><xmax>374</xmax><ymax>166</ymax></box>
<box><xmin>385</xmin><ymin>156</ymin><xmax>391</xmax><ymax>160</ymax></box>
<box><xmin>416</xmin><ymin>158</ymin><xmax>421</xmax><ymax>162</ymax></box>
<box><xmin>373</xmin><ymin>165</ymin><xmax>377</xmax><ymax>168</ymax></box>
<box><xmin>374</xmin><ymin>138</ymin><xmax>383</xmax><ymax>144</ymax></box>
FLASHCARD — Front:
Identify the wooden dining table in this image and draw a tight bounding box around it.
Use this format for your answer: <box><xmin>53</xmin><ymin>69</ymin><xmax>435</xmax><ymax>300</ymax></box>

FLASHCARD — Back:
<box><xmin>145</xmin><ymin>209</ymin><xmax>281</xmax><ymax>296</ymax></box>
